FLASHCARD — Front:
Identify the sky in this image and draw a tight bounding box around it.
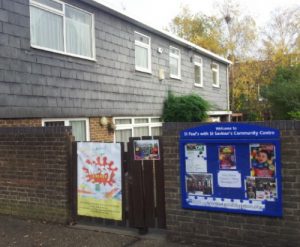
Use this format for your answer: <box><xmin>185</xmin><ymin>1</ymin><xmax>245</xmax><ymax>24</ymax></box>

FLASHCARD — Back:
<box><xmin>95</xmin><ymin>0</ymin><xmax>300</xmax><ymax>30</ymax></box>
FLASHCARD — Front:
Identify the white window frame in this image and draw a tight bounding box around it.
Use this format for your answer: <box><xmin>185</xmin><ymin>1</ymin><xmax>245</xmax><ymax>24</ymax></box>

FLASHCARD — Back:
<box><xmin>134</xmin><ymin>31</ymin><xmax>152</xmax><ymax>73</ymax></box>
<box><xmin>30</xmin><ymin>0</ymin><xmax>96</xmax><ymax>61</ymax></box>
<box><xmin>211</xmin><ymin>62</ymin><xmax>220</xmax><ymax>88</ymax></box>
<box><xmin>169</xmin><ymin>46</ymin><xmax>181</xmax><ymax>80</ymax></box>
<box><xmin>194</xmin><ymin>57</ymin><xmax>203</xmax><ymax>87</ymax></box>
<box><xmin>42</xmin><ymin>117</ymin><xmax>90</xmax><ymax>141</ymax></box>
<box><xmin>113</xmin><ymin>117</ymin><xmax>162</xmax><ymax>143</ymax></box>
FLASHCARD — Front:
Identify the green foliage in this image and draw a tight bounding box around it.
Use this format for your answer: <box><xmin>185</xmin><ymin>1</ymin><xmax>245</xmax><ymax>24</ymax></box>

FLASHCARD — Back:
<box><xmin>288</xmin><ymin>111</ymin><xmax>300</xmax><ymax>120</ymax></box>
<box><xmin>163</xmin><ymin>92</ymin><xmax>210</xmax><ymax>122</ymax></box>
<box><xmin>263</xmin><ymin>65</ymin><xmax>300</xmax><ymax>120</ymax></box>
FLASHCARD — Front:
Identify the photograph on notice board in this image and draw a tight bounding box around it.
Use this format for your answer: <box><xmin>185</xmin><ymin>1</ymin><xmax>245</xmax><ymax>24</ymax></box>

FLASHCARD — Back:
<box><xmin>245</xmin><ymin>177</ymin><xmax>277</xmax><ymax>201</ymax></box>
<box><xmin>250</xmin><ymin>144</ymin><xmax>276</xmax><ymax>177</ymax></box>
<box><xmin>185</xmin><ymin>144</ymin><xmax>207</xmax><ymax>173</ymax></box>
<box><xmin>134</xmin><ymin>140</ymin><xmax>160</xmax><ymax>160</ymax></box>
<box><xmin>186</xmin><ymin>173</ymin><xmax>213</xmax><ymax>196</ymax></box>
<box><xmin>218</xmin><ymin>145</ymin><xmax>236</xmax><ymax>169</ymax></box>
<box><xmin>245</xmin><ymin>177</ymin><xmax>257</xmax><ymax>199</ymax></box>
<box><xmin>255</xmin><ymin>177</ymin><xmax>277</xmax><ymax>201</ymax></box>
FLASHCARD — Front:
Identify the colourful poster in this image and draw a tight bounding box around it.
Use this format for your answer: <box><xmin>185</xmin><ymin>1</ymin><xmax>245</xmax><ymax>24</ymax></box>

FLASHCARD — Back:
<box><xmin>77</xmin><ymin>143</ymin><xmax>122</xmax><ymax>220</ymax></box>
<box><xmin>250</xmin><ymin>144</ymin><xmax>276</xmax><ymax>177</ymax></box>
<box><xmin>218</xmin><ymin>145</ymin><xmax>236</xmax><ymax>169</ymax></box>
<box><xmin>134</xmin><ymin>140</ymin><xmax>160</xmax><ymax>160</ymax></box>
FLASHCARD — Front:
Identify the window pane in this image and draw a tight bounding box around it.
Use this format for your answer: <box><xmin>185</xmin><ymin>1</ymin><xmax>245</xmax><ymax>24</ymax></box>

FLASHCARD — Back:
<box><xmin>70</xmin><ymin>120</ymin><xmax>86</xmax><ymax>141</ymax></box>
<box><xmin>134</xmin><ymin>118</ymin><xmax>148</xmax><ymax>124</ymax></box>
<box><xmin>44</xmin><ymin>121</ymin><xmax>64</xmax><ymax>127</ymax></box>
<box><xmin>134</xmin><ymin>127</ymin><xmax>149</xmax><ymax>137</ymax></box>
<box><xmin>33</xmin><ymin>0</ymin><xmax>63</xmax><ymax>11</ymax></box>
<box><xmin>66</xmin><ymin>5</ymin><xmax>93</xmax><ymax>57</ymax></box>
<box><xmin>30</xmin><ymin>6</ymin><xmax>64</xmax><ymax>51</ymax></box>
<box><xmin>195</xmin><ymin>65</ymin><xmax>201</xmax><ymax>84</ymax></box>
<box><xmin>151</xmin><ymin>127</ymin><xmax>162</xmax><ymax>136</ymax></box>
<box><xmin>135</xmin><ymin>45</ymin><xmax>148</xmax><ymax>69</ymax></box>
<box><xmin>151</xmin><ymin>118</ymin><xmax>162</xmax><ymax>123</ymax></box>
<box><xmin>170</xmin><ymin>56</ymin><xmax>178</xmax><ymax>76</ymax></box>
<box><xmin>134</xmin><ymin>32</ymin><xmax>150</xmax><ymax>45</ymax></box>
<box><xmin>115</xmin><ymin>119</ymin><xmax>132</xmax><ymax>124</ymax></box>
<box><xmin>115</xmin><ymin>129</ymin><xmax>132</xmax><ymax>143</ymax></box>
<box><xmin>213</xmin><ymin>71</ymin><xmax>218</xmax><ymax>85</ymax></box>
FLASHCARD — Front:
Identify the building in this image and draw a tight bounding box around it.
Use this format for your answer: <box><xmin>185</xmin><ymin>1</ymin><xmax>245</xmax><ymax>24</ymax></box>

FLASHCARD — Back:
<box><xmin>0</xmin><ymin>0</ymin><xmax>232</xmax><ymax>142</ymax></box>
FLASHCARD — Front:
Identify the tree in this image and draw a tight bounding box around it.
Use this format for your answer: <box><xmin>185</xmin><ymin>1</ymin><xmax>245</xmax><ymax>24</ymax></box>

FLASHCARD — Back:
<box><xmin>163</xmin><ymin>92</ymin><xmax>210</xmax><ymax>122</ymax></box>
<box><xmin>230</xmin><ymin>60</ymin><xmax>271</xmax><ymax>120</ymax></box>
<box><xmin>262</xmin><ymin>65</ymin><xmax>300</xmax><ymax>120</ymax></box>
<box><xmin>168</xmin><ymin>6</ymin><xmax>226</xmax><ymax>56</ymax></box>
<box><xmin>216</xmin><ymin>0</ymin><xmax>257</xmax><ymax>59</ymax></box>
<box><xmin>262</xmin><ymin>6</ymin><xmax>300</xmax><ymax>63</ymax></box>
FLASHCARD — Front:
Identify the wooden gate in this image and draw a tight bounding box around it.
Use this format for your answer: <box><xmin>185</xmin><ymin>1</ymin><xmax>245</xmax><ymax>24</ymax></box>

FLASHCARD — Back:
<box><xmin>71</xmin><ymin>137</ymin><xmax>166</xmax><ymax>232</ymax></box>
<box><xmin>127</xmin><ymin>137</ymin><xmax>166</xmax><ymax>231</ymax></box>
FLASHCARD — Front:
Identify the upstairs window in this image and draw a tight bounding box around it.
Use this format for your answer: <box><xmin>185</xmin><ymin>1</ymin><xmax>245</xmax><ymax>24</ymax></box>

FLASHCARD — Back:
<box><xmin>211</xmin><ymin>62</ymin><xmax>220</xmax><ymax>87</ymax></box>
<box><xmin>134</xmin><ymin>32</ymin><xmax>151</xmax><ymax>73</ymax></box>
<box><xmin>194</xmin><ymin>56</ymin><xmax>203</xmax><ymax>87</ymax></box>
<box><xmin>169</xmin><ymin>46</ymin><xmax>181</xmax><ymax>79</ymax></box>
<box><xmin>30</xmin><ymin>0</ymin><xmax>95</xmax><ymax>59</ymax></box>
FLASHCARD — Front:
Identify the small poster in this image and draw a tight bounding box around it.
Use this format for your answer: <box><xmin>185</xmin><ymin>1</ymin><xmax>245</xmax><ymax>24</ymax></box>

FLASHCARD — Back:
<box><xmin>134</xmin><ymin>140</ymin><xmax>160</xmax><ymax>160</ymax></box>
<box><xmin>186</xmin><ymin>173</ymin><xmax>213</xmax><ymax>196</ymax></box>
<box><xmin>250</xmin><ymin>144</ymin><xmax>276</xmax><ymax>177</ymax></box>
<box><xmin>218</xmin><ymin>145</ymin><xmax>236</xmax><ymax>169</ymax></box>
<box><xmin>218</xmin><ymin>171</ymin><xmax>241</xmax><ymax>188</ymax></box>
<box><xmin>77</xmin><ymin>143</ymin><xmax>122</xmax><ymax>220</ymax></box>
<box><xmin>185</xmin><ymin>144</ymin><xmax>207</xmax><ymax>173</ymax></box>
<box><xmin>245</xmin><ymin>177</ymin><xmax>277</xmax><ymax>201</ymax></box>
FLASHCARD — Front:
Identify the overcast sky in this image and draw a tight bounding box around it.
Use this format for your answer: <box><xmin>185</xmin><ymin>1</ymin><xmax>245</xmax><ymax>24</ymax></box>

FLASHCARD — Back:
<box><xmin>96</xmin><ymin>0</ymin><xmax>300</xmax><ymax>30</ymax></box>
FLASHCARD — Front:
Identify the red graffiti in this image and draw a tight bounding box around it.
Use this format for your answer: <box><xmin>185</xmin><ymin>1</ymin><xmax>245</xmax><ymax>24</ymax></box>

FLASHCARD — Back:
<box><xmin>82</xmin><ymin>156</ymin><xmax>118</xmax><ymax>186</ymax></box>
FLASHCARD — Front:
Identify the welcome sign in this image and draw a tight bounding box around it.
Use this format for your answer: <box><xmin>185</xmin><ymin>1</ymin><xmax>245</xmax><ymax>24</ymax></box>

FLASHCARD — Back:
<box><xmin>180</xmin><ymin>123</ymin><xmax>282</xmax><ymax>217</ymax></box>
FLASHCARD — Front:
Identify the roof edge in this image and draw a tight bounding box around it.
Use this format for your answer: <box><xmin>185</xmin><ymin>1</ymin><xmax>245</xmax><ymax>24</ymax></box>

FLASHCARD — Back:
<box><xmin>81</xmin><ymin>0</ymin><xmax>232</xmax><ymax>65</ymax></box>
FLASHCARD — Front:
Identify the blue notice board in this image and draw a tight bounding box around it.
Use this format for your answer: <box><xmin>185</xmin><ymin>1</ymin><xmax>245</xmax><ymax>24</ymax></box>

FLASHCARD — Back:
<box><xmin>179</xmin><ymin>123</ymin><xmax>282</xmax><ymax>217</ymax></box>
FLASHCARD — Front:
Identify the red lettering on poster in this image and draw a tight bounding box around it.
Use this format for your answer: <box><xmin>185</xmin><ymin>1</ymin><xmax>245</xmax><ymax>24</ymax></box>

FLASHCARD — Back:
<box><xmin>82</xmin><ymin>156</ymin><xmax>118</xmax><ymax>186</ymax></box>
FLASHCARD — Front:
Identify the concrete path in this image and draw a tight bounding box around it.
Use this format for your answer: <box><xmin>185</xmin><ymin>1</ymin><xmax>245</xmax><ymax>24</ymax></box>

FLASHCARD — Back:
<box><xmin>0</xmin><ymin>215</ymin><xmax>191</xmax><ymax>247</ymax></box>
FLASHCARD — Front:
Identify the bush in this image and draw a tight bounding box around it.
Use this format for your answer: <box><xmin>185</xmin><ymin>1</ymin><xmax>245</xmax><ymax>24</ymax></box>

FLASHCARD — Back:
<box><xmin>163</xmin><ymin>92</ymin><xmax>210</xmax><ymax>122</ymax></box>
<box><xmin>288</xmin><ymin>111</ymin><xmax>300</xmax><ymax>120</ymax></box>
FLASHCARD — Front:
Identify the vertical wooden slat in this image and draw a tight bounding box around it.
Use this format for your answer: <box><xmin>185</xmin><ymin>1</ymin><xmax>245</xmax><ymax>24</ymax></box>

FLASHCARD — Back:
<box><xmin>155</xmin><ymin>137</ymin><xmax>166</xmax><ymax>228</ymax></box>
<box><xmin>128</xmin><ymin>137</ymin><xmax>145</xmax><ymax>227</ymax></box>
<box><xmin>142</xmin><ymin>136</ymin><xmax>156</xmax><ymax>227</ymax></box>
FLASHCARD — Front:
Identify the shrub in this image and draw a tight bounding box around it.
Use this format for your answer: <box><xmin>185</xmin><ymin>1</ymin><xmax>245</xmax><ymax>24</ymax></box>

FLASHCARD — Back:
<box><xmin>163</xmin><ymin>92</ymin><xmax>210</xmax><ymax>122</ymax></box>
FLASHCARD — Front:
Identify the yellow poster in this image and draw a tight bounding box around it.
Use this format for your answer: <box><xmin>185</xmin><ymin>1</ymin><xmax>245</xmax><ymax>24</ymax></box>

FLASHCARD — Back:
<box><xmin>77</xmin><ymin>143</ymin><xmax>122</xmax><ymax>220</ymax></box>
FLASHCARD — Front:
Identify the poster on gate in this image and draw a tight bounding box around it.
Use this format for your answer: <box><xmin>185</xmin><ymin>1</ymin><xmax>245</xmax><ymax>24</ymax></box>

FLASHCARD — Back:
<box><xmin>77</xmin><ymin>142</ymin><xmax>122</xmax><ymax>220</ymax></box>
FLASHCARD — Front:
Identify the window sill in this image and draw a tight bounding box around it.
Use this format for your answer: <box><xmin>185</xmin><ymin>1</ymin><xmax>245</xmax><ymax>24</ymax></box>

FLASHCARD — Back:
<box><xmin>170</xmin><ymin>75</ymin><xmax>181</xmax><ymax>80</ymax></box>
<box><xmin>194</xmin><ymin>83</ymin><xmax>203</xmax><ymax>88</ymax></box>
<box><xmin>212</xmin><ymin>84</ymin><xmax>220</xmax><ymax>88</ymax></box>
<box><xmin>31</xmin><ymin>45</ymin><xmax>97</xmax><ymax>62</ymax></box>
<box><xmin>135</xmin><ymin>67</ymin><xmax>152</xmax><ymax>74</ymax></box>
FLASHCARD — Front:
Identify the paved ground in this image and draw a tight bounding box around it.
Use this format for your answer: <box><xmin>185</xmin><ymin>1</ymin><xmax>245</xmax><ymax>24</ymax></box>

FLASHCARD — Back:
<box><xmin>0</xmin><ymin>215</ymin><xmax>191</xmax><ymax>247</ymax></box>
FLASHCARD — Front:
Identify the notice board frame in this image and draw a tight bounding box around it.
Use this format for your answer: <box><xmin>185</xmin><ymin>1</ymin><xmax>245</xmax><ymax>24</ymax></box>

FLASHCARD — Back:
<box><xmin>179</xmin><ymin>123</ymin><xmax>283</xmax><ymax>217</ymax></box>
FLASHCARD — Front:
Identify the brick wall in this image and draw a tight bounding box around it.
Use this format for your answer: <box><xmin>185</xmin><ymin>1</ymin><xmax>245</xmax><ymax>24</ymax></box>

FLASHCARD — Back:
<box><xmin>89</xmin><ymin>117</ymin><xmax>114</xmax><ymax>142</ymax></box>
<box><xmin>162</xmin><ymin>121</ymin><xmax>300</xmax><ymax>247</ymax></box>
<box><xmin>0</xmin><ymin>118</ymin><xmax>42</xmax><ymax>127</ymax></box>
<box><xmin>0</xmin><ymin>127</ymin><xmax>73</xmax><ymax>223</ymax></box>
